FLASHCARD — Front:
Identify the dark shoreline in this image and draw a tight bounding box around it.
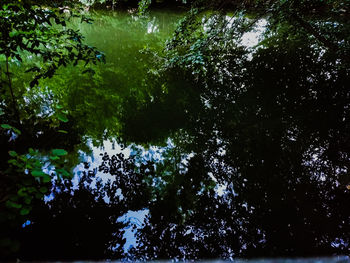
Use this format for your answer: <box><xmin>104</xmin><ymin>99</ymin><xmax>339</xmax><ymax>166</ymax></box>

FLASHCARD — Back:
<box><xmin>87</xmin><ymin>0</ymin><xmax>191</xmax><ymax>12</ymax></box>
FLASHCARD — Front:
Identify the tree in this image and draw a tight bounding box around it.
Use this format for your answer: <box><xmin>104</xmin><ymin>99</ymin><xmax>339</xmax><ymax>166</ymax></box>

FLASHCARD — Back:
<box><xmin>0</xmin><ymin>0</ymin><xmax>104</xmax><ymax>257</ymax></box>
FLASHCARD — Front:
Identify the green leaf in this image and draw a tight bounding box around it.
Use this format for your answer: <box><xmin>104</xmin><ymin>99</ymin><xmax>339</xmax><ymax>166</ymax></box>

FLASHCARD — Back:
<box><xmin>34</xmin><ymin>160</ymin><xmax>41</xmax><ymax>168</ymax></box>
<box><xmin>57</xmin><ymin>113</ymin><xmax>68</xmax><ymax>122</ymax></box>
<box><xmin>8</xmin><ymin>151</ymin><xmax>17</xmax><ymax>157</ymax></box>
<box><xmin>17</xmin><ymin>188</ymin><xmax>26</xmax><ymax>197</ymax></box>
<box><xmin>28</xmin><ymin>148</ymin><xmax>35</xmax><ymax>155</ymax></box>
<box><xmin>42</xmin><ymin>175</ymin><xmax>51</xmax><ymax>183</ymax></box>
<box><xmin>8</xmin><ymin>159</ymin><xmax>19</xmax><ymax>166</ymax></box>
<box><xmin>52</xmin><ymin>149</ymin><xmax>68</xmax><ymax>156</ymax></box>
<box><xmin>9</xmin><ymin>30</ymin><xmax>19</xmax><ymax>37</ymax></box>
<box><xmin>6</xmin><ymin>200</ymin><xmax>22</xmax><ymax>209</ymax></box>
<box><xmin>20</xmin><ymin>208</ymin><xmax>30</xmax><ymax>216</ymax></box>
<box><xmin>19</xmin><ymin>155</ymin><xmax>28</xmax><ymax>162</ymax></box>
<box><xmin>24</xmin><ymin>197</ymin><xmax>32</xmax><ymax>205</ymax></box>
<box><xmin>1</xmin><ymin>124</ymin><xmax>12</xmax><ymax>129</ymax></box>
<box><xmin>12</xmin><ymin>127</ymin><xmax>21</xmax><ymax>135</ymax></box>
<box><xmin>58</xmin><ymin>129</ymin><xmax>68</xmax><ymax>134</ymax></box>
<box><xmin>50</xmin><ymin>156</ymin><xmax>60</xmax><ymax>161</ymax></box>
<box><xmin>31</xmin><ymin>170</ymin><xmax>46</xmax><ymax>177</ymax></box>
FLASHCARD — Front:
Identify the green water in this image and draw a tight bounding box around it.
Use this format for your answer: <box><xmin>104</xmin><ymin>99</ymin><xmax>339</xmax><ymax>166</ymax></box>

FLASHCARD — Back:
<box><xmin>37</xmin><ymin>9</ymin><xmax>183</xmax><ymax>144</ymax></box>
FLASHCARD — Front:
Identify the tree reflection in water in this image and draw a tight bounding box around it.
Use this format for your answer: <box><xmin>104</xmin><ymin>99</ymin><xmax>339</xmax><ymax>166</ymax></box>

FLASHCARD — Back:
<box><xmin>2</xmin><ymin>1</ymin><xmax>350</xmax><ymax>260</ymax></box>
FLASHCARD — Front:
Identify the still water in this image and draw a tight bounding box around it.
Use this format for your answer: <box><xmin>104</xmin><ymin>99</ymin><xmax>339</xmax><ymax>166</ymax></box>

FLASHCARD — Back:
<box><xmin>11</xmin><ymin>8</ymin><xmax>350</xmax><ymax>261</ymax></box>
<box><xmin>43</xmin><ymin>9</ymin><xmax>184</xmax><ymax>142</ymax></box>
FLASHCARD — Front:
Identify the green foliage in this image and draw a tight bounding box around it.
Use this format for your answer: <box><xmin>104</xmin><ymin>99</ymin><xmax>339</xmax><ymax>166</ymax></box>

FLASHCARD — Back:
<box><xmin>80</xmin><ymin>0</ymin><xmax>192</xmax><ymax>10</ymax></box>
<box><xmin>138</xmin><ymin>0</ymin><xmax>151</xmax><ymax>15</ymax></box>
<box><xmin>0</xmin><ymin>2</ymin><xmax>104</xmax><ymax>88</ymax></box>
<box><xmin>51</xmin><ymin>149</ymin><xmax>68</xmax><ymax>156</ymax></box>
<box><xmin>0</xmin><ymin>0</ymin><xmax>105</xmax><ymax>257</ymax></box>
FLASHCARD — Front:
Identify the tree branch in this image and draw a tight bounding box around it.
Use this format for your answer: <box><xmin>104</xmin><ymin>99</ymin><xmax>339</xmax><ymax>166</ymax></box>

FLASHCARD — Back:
<box><xmin>291</xmin><ymin>13</ymin><xmax>339</xmax><ymax>53</ymax></box>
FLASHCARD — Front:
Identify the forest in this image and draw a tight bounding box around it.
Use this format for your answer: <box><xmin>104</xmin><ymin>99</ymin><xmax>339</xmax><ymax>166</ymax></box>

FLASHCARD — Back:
<box><xmin>0</xmin><ymin>0</ymin><xmax>350</xmax><ymax>260</ymax></box>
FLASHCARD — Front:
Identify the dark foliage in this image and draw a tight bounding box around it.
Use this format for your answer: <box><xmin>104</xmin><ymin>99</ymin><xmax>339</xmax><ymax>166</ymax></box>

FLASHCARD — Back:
<box><xmin>18</xmin><ymin>151</ymin><xmax>154</xmax><ymax>260</ymax></box>
<box><xmin>123</xmin><ymin>0</ymin><xmax>350</xmax><ymax>259</ymax></box>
